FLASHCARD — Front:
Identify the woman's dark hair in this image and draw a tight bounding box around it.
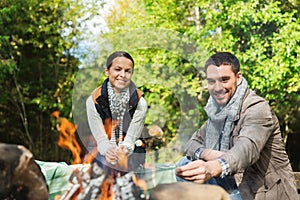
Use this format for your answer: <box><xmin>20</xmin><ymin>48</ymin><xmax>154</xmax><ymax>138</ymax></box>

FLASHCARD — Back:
<box><xmin>204</xmin><ymin>52</ymin><xmax>240</xmax><ymax>74</ymax></box>
<box><xmin>106</xmin><ymin>51</ymin><xmax>134</xmax><ymax>69</ymax></box>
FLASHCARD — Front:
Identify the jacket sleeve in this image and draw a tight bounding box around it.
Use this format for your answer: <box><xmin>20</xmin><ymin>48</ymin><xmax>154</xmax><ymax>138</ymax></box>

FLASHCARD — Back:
<box><xmin>86</xmin><ymin>95</ymin><xmax>112</xmax><ymax>155</ymax></box>
<box><xmin>221</xmin><ymin>97</ymin><xmax>274</xmax><ymax>174</ymax></box>
<box><xmin>185</xmin><ymin>122</ymin><xmax>207</xmax><ymax>158</ymax></box>
<box><xmin>123</xmin><ymin>97</ymin><xmax>148</xmax><ymax>153</ymax></box>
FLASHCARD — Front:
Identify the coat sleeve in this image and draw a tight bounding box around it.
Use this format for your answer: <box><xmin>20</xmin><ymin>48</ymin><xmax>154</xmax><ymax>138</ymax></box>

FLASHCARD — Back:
<box><xmin>86</xmin><ymin>95</ymin><xmax>112</xmax><ymax>155</ymax></box>
<box><xmin>222</xmin><ymin>96</ymin><xmax>274</xmax><ymax>174</ymax></box>
<box><xmin>185</xmin><ymin>122</ymin><xmax>207</xmax><ymax>158</ymax></box>
<box><xmin>123</xmin><ymin>97</ymin><xmax>148</xmax><ymax>153</ymax></box>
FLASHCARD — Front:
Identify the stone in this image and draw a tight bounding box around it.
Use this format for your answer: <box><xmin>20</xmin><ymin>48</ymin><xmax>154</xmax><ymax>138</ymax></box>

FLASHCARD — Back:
<box><xmin>0</xmin><ymin>143</ymin><xmax>48</xmax><ymax>200</ymax></box>
<box><xmin>149</xmin><ymin>182</ymin><xmax>230</xmax><ymax>200</ymax></box>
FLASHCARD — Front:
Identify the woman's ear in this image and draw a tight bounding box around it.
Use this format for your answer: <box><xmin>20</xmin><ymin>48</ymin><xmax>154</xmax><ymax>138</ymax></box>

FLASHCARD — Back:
<box><xmin>105</xmin><ymin>68</ymin><xmax>109</xmax><ymax>76</ymax></box>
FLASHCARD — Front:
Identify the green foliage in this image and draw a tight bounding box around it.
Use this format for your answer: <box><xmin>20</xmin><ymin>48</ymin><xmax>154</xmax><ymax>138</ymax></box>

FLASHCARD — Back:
<box><xmin>0</xmin><ymin>0</ymin><xmax>104</xmax><ymax>162</ymax></box>
<box><xmin>94</xmin><ymin>0</ymin><xmax>300</xmax><ymax>152</ymax></box>
<box><xmin>1</xmin><ymin>0</ymin><xmax>299</xmax><ymax>163</ymax></box>
<box><xmin>88</xmin><ymin>0</ymin><xmax>209</xmax><ymax>150</ymax></box>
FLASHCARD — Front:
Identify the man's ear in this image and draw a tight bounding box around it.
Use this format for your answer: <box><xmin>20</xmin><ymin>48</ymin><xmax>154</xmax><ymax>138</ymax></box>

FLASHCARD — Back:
<box><xmin>236</xmin><ymin>72</ymin><xmax>243</xmax><ymax>86</ymax></box>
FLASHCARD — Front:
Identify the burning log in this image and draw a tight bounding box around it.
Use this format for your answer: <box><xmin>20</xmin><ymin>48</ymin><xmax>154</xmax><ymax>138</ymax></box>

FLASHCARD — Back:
<box><xmin>57</xmin><ymin>162</ymin><xmax>148</xmax><ymax>200</ymax></box>
<box><xmin>0</xmin><ymin>143</ymin><xmax>48</xmax><ymax>200</ymax></box>
<box><xmin>58</xmin><ymin>163</ymin><xmax>107</xmax><ymax>200</ymax></box>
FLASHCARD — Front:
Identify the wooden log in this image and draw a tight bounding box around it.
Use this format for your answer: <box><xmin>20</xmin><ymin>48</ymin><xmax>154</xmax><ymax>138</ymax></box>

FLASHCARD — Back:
<box><xmin>149</xmin><ymin>182</ymin><xmax>230</xmax><ymax>200</ymax></box>
<box><xmin>294</xmin><ymin>172</ymin><xmax>300</xmax><ymax>191</ymax></box>
<box><xmin>0</xmin><ymin>143</ymin><xmax>48</xmax><ymax>200</ymax></box>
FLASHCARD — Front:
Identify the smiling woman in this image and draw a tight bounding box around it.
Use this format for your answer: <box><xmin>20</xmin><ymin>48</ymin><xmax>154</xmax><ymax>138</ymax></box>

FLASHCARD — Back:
<box><xmin>104</xmin><ymin>53</ymin><xmax>134</xmax><ymax>93</ymax></box>
<box><xmin>86</xmin><ymin>51</ymin><xmax>148</xmax><ymax>175</ymax></box>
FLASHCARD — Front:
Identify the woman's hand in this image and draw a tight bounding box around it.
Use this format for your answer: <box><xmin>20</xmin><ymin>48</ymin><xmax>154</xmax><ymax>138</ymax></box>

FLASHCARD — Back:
<box><xmin>105</xmin><ymin>146</ymin><xmax>118</xmax><ymax>165</ymax></box>
<box><xmin>105</xmin><ymin>145</ymin><xmax>129</xmax><ymax>165</ymax></box>
<box><xmin>115</xmin><ymin>145</ymin><xmax>129</xmax><ymax>170</ymax></box>
<box><xmin>118</xmin><ymin>145</ymin><xmax>129</xmax><ymax>155</ymax></box>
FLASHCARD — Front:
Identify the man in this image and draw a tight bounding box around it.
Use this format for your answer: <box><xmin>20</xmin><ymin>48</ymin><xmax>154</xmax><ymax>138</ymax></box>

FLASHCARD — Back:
<box><xmin>176</xmin><ymin>52</ymin><xmax>298</xmax><ymax>200</ymax></box>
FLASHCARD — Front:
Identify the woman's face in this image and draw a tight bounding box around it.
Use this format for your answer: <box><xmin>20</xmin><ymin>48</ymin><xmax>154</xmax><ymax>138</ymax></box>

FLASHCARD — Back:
<box><xmin>105</xmin><ymin>56</ymin><xmax>134</xmax><ymax>93</ymax></box>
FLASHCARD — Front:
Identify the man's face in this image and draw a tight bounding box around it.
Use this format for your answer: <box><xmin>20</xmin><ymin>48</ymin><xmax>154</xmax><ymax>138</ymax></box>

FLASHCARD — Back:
<box><xmin>206</xmin><ymin>64</ymin><xmax>242</xmax><ymax>106</ymax></box>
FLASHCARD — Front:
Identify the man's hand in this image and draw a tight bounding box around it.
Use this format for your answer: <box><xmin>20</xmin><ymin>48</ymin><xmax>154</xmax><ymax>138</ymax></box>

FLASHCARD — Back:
<box><xmin>176</xmin><ymin>160</ymin><xmax>222</xmax><ymax>183</ymax></box>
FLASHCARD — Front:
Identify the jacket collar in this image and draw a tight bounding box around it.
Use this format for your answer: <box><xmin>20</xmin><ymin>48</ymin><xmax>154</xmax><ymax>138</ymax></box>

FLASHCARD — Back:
<box><xmin>96</xmin><ymin>78</ymin><xmax>139</xmax><ymax>109</ymax></box>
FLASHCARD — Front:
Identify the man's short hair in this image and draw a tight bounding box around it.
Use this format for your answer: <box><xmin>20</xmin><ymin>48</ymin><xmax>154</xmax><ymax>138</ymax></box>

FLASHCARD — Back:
<box><xmin>204</xmin><ymin>52</ymin><xmax>240</xmax><ymax>74</ymax></box>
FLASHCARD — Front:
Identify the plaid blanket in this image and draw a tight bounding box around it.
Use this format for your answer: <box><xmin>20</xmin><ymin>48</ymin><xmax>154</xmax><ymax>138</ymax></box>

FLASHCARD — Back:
<box><xmin>36</xmin><ymin>160</ymin><xmax>177</xmax><ymax>200</ymax></box>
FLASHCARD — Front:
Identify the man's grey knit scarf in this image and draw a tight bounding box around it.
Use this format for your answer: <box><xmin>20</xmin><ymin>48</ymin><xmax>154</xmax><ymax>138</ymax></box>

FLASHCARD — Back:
<box><xmin>204</xmin><ymin>78</ymin><xmax>248</xmax><ymax>152</ymax></box>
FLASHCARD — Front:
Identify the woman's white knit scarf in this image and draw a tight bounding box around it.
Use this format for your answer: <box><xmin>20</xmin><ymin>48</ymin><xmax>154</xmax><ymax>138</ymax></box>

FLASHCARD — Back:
<box><xmin>204</xmin><ymin>78</ymin><xmax>248</xmax><ymax>152</ymax></box>
<box><xmin>107</xmin><ymin>81</ymin><xmax>130</xmax><ymax>145</ymax></box>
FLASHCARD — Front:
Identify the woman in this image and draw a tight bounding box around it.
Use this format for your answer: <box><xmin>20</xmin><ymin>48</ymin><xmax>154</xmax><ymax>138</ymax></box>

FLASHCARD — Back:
<box><xmin>86</xmin><ymin>51</ymin><xmax>147</xmax><ymax>174</ymax></box>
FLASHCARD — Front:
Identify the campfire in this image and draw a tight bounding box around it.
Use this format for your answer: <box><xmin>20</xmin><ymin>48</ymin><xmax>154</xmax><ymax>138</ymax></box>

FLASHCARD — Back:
<box><xmin>52</xmin><ymin>111</ymin><xmax>148</xmax><ymax>200</ymax></box>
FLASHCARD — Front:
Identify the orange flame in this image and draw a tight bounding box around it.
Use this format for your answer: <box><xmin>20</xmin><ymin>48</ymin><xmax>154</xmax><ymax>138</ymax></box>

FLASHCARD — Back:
<box><xmin>132</xmin><ymin>173</ymin><xmax>148</xmax><ymax>194</ymax></box>
<box><xmin>82</xmin><ymin>146</ymin><xmax>98</xmax><ymax>164</ymax></box>
<box><xmin>51</xmin><ymin>111</ymin><xmax>82</xmax><ymax>164</ymax></box>
<box><xmin>100</xmin><ymin>176</ymin><xmax>114</xmax><ymax>200</ymax></box>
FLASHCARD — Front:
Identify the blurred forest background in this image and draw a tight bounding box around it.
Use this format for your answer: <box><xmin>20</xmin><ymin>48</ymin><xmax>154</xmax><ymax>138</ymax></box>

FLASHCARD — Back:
<box><xmin>1</xmin><ymin>0</ymin><xmax>299</xmax><ymax>170</ymax></box>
